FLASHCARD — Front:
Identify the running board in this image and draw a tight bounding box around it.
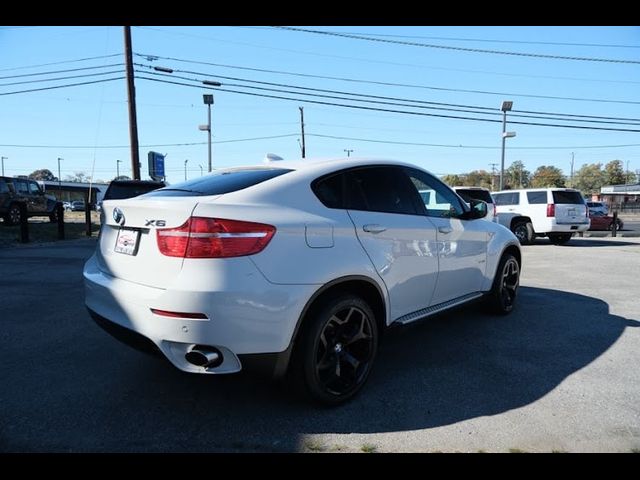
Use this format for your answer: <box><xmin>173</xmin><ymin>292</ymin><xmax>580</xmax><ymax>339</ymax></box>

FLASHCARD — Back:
<box><xmin>394</xmin><ymin>292</ymin><xmax>484</xmax><ymax>325</ymax></box>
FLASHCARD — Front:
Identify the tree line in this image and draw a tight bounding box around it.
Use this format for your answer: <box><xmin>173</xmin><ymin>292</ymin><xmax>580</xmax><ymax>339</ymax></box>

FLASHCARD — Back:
<box><xmin>25</xmin><ymin>169</ymin><xmax>130</xmax><ymax>183</ymax></box>
<box><xmin>441</xmin><ymin>160</ymin><xmax>638</xmax><ymax>194</ymax></box>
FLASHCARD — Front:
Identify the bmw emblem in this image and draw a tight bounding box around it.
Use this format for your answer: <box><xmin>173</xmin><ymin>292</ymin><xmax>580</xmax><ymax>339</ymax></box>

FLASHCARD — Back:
<box><xmin>113</xmin><ymin>207</ymin><xmax>125</xmax><ymax>225</ymax></box>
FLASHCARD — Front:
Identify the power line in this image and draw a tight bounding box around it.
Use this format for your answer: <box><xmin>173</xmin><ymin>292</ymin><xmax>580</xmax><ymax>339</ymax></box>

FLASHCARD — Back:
<box><xmin>135</xmin><ymin>52</ymin><xmax>640</xmax><ymax>106</ymax></box>
<box><xmin>232</xmin><ymin>26</ymin><xmax>640</xmax><ymax>49</ymax></box>
<box><xmin>0</xmin><ymin>53</ymin><xmax>122</xmax><ymax>73</ymax></box>
<box><xmin>0</xmin><ymin>134</ymin><xmax>300</xmax><ymax>149</ymax></box>
<box><xmin>136</xmin><ymin>75</ymin><xmax>640</xmax><ymax>133</ymax></box>
<box><xmin>0</xmin><ymin>70</ymin><xmax>125</xmax><ymax>87</ymax></box>
<box><xmin>0</xmin><ymin>63</ymin><xmax>124</xmax><ymax>80</ymax></box>
<box><xmin>271</xmin><ymin>26</ymin><xmax>640</xmax><ymax>65</ymax></box>
<box><xmin>137</xmin><ymin>64</ymin><xmax>640</xmax><ymax>126</ymax></box>
<box><xmin>0</xmin><ymin>77</ymin><xmax>124</xmax><ymax>96</ymax></box>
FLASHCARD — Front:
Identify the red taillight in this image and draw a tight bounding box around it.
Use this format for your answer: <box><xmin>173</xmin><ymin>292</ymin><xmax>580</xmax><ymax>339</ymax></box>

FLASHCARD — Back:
<box><xmin>150</xmin><ymin>308</ymin><xmax>208</xmax><ymax>319</ymax></box>
<box><xmin>546</xmin><ymin>204</ymin><xmax>555</xmax><ymax>217</ymax></box>
<box><xmin>156</xmin><ymin>217</ymin><xmax>276</xmax><ymax>258</ymax></box>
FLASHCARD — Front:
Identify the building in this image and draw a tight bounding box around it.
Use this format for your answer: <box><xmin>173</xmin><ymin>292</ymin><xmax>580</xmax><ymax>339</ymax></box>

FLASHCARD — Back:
<box><xmin>40</xmin><ymin>180</ymin><xmax>110</xmax><ymax>205</ymax></box>
<box><xmin>600</xmin><ymin>183</ymin><xmax>640</xmax><ymax>212</ymax></box>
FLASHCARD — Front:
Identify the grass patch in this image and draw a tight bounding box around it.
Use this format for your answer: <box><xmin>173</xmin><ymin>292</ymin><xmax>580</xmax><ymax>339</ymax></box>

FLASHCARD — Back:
<box><xmin>0</xmin><ymin>221</ymin><xmax>99</xmax><ymax>247</ymax></box>
<box><xmin>551</xmin><ymin>449</ymin><xmax>568</xmax><ymax>453</ymax></box>
<box><xmin>361</xmin><ymin>443</ymin><xmax>377</xmax><ymax>453</ymax></box>
<box><xmin>631</xmin><ymin>448</ymin><xmax>640</xmax><ymax>453</ymax></box>
<box><xmin>508</xmin><ymin>448</ymin><xmax>528</xmax><ymax>453</ymax></box>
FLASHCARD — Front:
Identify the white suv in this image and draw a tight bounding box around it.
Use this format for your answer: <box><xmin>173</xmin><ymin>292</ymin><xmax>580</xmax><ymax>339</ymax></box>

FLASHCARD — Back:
<box><xmin>492</xmin><ymin>188</ymin><xmax>589</xmax><ymax>245</ymax></box>
<box><xmin>84</xmin><ymin>158</ymin><xmax>521</xmax><ymax>405</ymax></box>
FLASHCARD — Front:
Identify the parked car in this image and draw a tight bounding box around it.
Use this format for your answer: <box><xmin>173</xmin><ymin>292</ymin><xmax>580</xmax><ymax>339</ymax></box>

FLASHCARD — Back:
<box><xmin>585</xmin><ymin>201</ymin><xmax>608</xmax><ymax>215</ymax></box>
<box><xmin>452</xmin><ymin>186</ymin><xmax>497</xmax><ymax>222</ymax></box>
<box><xmin>62</xmin><ymin>201</ymin><xmax>72</xmax><ymax>211</ymax></box>
<box><xmin>70</xmin><ymin>200</ymin><xmax>86</xmax><ymax>211</ymax></box>
<box><xmin>589</xmin><ymin>211</ymin><xmax>623</xmax><ymax>231</ymax></box>
<box><xmin>0</xmin><ymin>176</ymin><xmax>60</xmax><ymax>225</ymax></box>
<box><xmin>492</xmin><ymin>188</ymin><xmax>589</xmax><ymax>245</ymax></box>
<box><xmin>84</xmin><ymin>158</ymin><xmax>521</xmax><ymax>405</ymax></box>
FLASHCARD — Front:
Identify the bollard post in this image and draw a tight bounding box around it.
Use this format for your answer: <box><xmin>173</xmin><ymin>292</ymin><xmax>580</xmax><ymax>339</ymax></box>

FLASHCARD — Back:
<box><xmin>19</xmin><ymin>202</ymin><xmax>29</xmax><ymax>243</ymax></box>
<box><xmin>56</xmin><ymin>202</ymin><xmax>65</xmax><ymax>240</ymax></box>
<box><xmin>85</xmin><ymin>194</ymin><xmax>92</xmax><ymax>237</ymax></box>
<box><xmin>611</xmin><ymin>211</ymin><xmax>618</xmax><ymax>237</ymax></box>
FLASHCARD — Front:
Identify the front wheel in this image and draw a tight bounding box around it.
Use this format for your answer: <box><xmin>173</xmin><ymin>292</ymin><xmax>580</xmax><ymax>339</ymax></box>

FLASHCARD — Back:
<box><xmin>548</xmin><ymin>233</ymin><xmax>572</xmax><ymax>245</ymax></box>
<box><xmin>290</xmin><ymin>294</ymin><xmax>378</xmax><ymax>406</ymax></box>
<box><xmin>486</xmin><ymin>253</ymin><xmax>520</xmax><ymax>315</ymax></box>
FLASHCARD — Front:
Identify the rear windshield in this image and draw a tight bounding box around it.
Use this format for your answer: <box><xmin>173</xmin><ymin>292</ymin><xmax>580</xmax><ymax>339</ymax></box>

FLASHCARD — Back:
<box><xmin>455</xmin><ymin>188</ymin><xmax>493</xmax><ymax>204</ymax></box>
<box><xmin>105</xmin><ymin>183</ymin><xmax>164</xmax><ymax>201</ymax></box>
<box><xmin>552</xmin><ymin>191</ymin><xmax>584</xmax><ymax>204</ymax></box>
<box><xmin>144</xmin><ymin>168</ymin><xmax>293</xmax><ymax>197</ymax></box>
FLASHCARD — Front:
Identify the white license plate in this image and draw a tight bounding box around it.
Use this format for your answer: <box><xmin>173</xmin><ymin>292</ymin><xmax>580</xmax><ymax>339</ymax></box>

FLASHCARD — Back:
<box><xmin>114</xmin><ymin>229</ymin><xmax>140</xmax><ymax>255</ymax></box>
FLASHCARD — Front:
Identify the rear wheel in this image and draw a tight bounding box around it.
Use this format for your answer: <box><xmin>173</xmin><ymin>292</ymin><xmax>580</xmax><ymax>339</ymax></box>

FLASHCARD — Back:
<box><xmin>512</xmin><ymin>221</ymin><xmax>533</xmax><ymax>245</ymax></box>
<box><xmin>49</xmin><ymin>206</ymin><xmax>59</xmax><ymax>223</ymax></box>
<box><xmin>5</xmin><ymin>204</ymin><xmax>22</xmax><ymax>226</ymax></box>
<box><xmin>486</xmin><ymin>253</ymin><xmax>520</xmax><ymax>315</ymax></box>
<box><xmin>548</xmin><ymin>233</ymin><xmax>572</xmax><ymax>245</ymax></box>
<box><xmin>290</xmin><ymin>294</ymin><xmax>378</xmax><ymax>406</ymax></box>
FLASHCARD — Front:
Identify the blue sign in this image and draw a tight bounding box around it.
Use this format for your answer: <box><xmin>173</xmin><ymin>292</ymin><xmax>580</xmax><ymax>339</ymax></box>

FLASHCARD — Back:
<box><xmin>148</xmin><ymin>151</ymin><xmax>165</xmax><ymax>181</ymax></box>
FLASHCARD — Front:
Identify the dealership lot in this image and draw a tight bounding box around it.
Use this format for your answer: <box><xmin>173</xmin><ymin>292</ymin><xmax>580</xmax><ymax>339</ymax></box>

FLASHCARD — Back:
<box><xmin>0</xmin><ymin>236</ymin><xmax>639</xmax><ymax>452</ymax></box>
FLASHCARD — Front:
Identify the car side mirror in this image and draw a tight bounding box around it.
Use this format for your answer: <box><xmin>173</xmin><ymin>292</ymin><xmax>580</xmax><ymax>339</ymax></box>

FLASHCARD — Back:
<box><xmin>469</xmin><ymin>199</ymin><xmax>488</xmax><ymax>219</ymax></box>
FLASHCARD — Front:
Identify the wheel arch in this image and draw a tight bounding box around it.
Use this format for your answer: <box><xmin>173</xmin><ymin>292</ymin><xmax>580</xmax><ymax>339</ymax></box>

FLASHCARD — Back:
<box><xmin>509</xmin><ymin>216</ymin><xmax>533</xmax><ymax>232</ymax></box>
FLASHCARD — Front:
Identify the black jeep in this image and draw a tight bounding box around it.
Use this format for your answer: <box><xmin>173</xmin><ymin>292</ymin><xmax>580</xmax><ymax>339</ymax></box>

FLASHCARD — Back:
<box><xmin>0</xmin><ymin>176</ymin><xmax>60</xmax><ymax>225</ymax></box>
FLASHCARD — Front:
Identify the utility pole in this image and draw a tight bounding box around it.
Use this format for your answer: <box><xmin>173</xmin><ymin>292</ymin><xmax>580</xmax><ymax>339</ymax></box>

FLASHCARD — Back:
<box><xmin>199</xmin><ymin>164</ymin><xmax>203</xmax><ymax>176</ymax></box>
<box><xmin>124</xmin><ymin>26</ymin><xmax>141</xmax><ymax>180</ymax></box>
<box><xmin>1</xmin><ymin>156</ymin><xmax>6</xmax><ymax>176</ymax></box>
<box><xmin>489</xmin><ymin>163</ymin><xmax>498</xmax><ymax>191</ymax></box>
<box><xmin>570</xmin><ymin>152</ymin><xmax>575</xmax><ymax>188</ymax></box>
<box><xmin>200</xmin><ymin>94</ymin><xmax>214</xmax><ymax>172</ymax></box>
<box><xmin>184</xmin><ymin>159</ymin><xmax>189</xmax><ymax>181</ymax></box>
<box><xmin>344</xmin><ymin>149</ymin><xmax>353</xmax><ymax>157</ymax></box>
<box><xmin>299</xmin><ymin>107</ymin><xmax>306</xmax><ymax>158</ymax></box>
<box><xmin>116</xmin><ymin>159</ymin><xmax>122</xmax><ymax>178</ymax></box>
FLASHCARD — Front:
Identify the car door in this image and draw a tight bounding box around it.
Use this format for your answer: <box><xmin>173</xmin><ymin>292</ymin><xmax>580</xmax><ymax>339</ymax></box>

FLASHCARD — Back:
<box><xmin>403</xmin><ymin>167</ymin><xmax>488</xmax><ymax>305</ymax></box>
<box><xmin>344</xmin><ymin>166</ymin><xmax>439</xmax><ymax>322</ymax></box>
<box><xmin>27</xmin><ymin>180</ymin><xmax>46</xmax><ymax>213</ymax></box>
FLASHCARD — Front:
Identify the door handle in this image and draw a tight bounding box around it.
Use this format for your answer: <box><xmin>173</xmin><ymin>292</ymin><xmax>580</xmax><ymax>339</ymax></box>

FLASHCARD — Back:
<box><xmin>363</xmin><ymin>224</ymin><xmax>387</xmax><ymax>233</ymax></box>
<box><xmin>438</xmin><ymin>226</ymin><xmax>453</xmax><ymax>234</ymax></box>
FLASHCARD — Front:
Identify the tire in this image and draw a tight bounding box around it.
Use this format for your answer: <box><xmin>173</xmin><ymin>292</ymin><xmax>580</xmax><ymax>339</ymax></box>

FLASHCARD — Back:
<box><xmin>486</xmin><ymin>253</ymin><xmax>520</xmax><ymax>315</ymax></box>
<box><xmin>512</xmin><ymin>221</ymin><xmax>534</xmax><ymax>245</ymax></box>
<box><xmin>49</xmin><ymin>207</ymin><xmax>59</xmax><ymax>223</ymax></box>
<box><xmin>548</xmin><ymin>233</ymin><xmax>572</xmax><ymax>245</ymax></box>
<box><xmin>5</xmin><ymin>204</ymin><xmax>22</xmax><ymax>226</ymax></box>
<box><xmin>289</xmin><ymin>294</ymin><xmax>379</xmax><ymax>406</ymax></box>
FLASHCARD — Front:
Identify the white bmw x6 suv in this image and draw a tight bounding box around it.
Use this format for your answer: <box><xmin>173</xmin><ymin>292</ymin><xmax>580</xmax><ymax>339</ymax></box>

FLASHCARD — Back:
<box><xmin>84</xmin><ymin>158</ymin><xmax>521</xmax><ymax>405</ymax></box>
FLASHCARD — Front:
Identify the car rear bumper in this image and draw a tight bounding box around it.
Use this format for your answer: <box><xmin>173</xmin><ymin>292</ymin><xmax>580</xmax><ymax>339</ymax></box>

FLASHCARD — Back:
<box><xmin>83</xmin><ymin>253</ymin><xmax>317</xmax><ymax>375</ymax></box>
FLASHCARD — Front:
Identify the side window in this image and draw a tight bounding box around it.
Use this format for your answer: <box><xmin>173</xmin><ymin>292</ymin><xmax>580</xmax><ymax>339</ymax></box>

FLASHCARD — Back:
<box><xmin>404</xmin><ymin>167</ymin><xmax>465</xmax><ymax>218</ymax></box>
<box><xmin>527</xmin><ymin>191</ymin><xmax>547</xmax><ymax>204</ymax></box>
<box><xmin>28</xmin><ymin>181</ymin><xmax>41</xmax><ymax>195</ymax></box>
<box><xmin>312</xmin><ymin>173</ymin><xmax>344</xmax><ymax>209</ymax></box>
<box><xmin>0</xmin><ymin>180</ymin><xmax>9</xmax><ymax>194</ymax></box>
<box><xmin>14</xmin><ymin>180</ymin><xmax>29</xmax><ymax>194</ymax></box>
<box><xmin>493</xmin><ymin>192</ymin><xmax>519</xmax><ymax>206</ymax></box>
<box><xmin>344</xmin><ymin>167</ymin><xmax>418</xmax><ymax>215</ymax></box>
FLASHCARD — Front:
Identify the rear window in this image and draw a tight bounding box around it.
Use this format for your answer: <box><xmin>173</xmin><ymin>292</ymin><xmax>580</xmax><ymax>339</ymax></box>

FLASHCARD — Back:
<box><xmin>144</xmin><ymin>168</ymin><xmax>292</xmax><ymax>197</ymax></box>
<box><xmin>527</xmin><ymin>191</ymin><xmax>548</xmax><ymax>204</ymax></box>
<box><xmin>552</xmin><ymin>191</ymin><xmax>584</xmax><ymax>204</ymax></box>
<box><xmin>105</xmin><ymin>183</ymin><xmax>164</xmax><ymax>201</ymax></box>
<box><xmin>455</xmin><ymin>188</ymin><xmax>493</xmax><ymax>204</ymax></box>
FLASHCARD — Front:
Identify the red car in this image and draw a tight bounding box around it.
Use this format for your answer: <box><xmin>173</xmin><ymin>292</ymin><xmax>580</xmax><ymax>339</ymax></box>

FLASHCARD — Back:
<box><xmin>589</xmin><ymin>211</ymin><xmax>623</xmax><ymax>231</ymax></box>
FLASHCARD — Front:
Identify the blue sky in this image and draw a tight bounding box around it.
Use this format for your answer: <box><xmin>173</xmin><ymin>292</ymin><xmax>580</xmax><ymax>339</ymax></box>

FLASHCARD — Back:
<box><xmin>1</xmin><ymin>25</ymin><xmax>639</xmax><ymax>184</ymax></box>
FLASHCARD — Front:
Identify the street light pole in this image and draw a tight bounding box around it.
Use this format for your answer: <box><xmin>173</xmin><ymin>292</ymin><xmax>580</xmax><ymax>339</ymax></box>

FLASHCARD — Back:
<box><xmin>184</xmin><ymin>159</ymin><xmax>189</xmax><ymax>181</ymax></box>
<box><xmin>1</xmin><ymin>156</ymin><xmax>6</xmax><ymax>176</ymax></box>
<box><xmin>344</xmin><ymin>149</ymin><xmax>353</xmax><ymax>157</ymax></box>
<box><xmin>200</xmin><ymin>94</ymin><xmax>214</xmax><ymax>172</ymax></box>
<box><xmin>198</xmin><ymin>164</ymin><xmax>203</xmax><ymax>176</ymax></box>
<box><xmin>499</xmin><ymin>100</ymin><xmax>514</xmax><ymax>191</ymax></box>
<box><xmin>57</xmin><ymin>157</ymin><xmax>63</xmax><ymax>198</ymax></box>
<box><xmin>116</xmin><ymin>159</ymin><xmax>122</xmax><ymax>178</ymax></box>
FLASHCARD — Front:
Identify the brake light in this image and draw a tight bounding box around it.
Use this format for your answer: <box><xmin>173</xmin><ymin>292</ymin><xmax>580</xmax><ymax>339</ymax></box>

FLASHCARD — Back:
<box><xmin>157</xmin><ymin>217</ymin><xmax>276</xmax><ymax>258</ymax></box>
<box><xmin>546</xmin><ymin>204</ymin><xmax>555</xmax><ymax>217</ymax></box>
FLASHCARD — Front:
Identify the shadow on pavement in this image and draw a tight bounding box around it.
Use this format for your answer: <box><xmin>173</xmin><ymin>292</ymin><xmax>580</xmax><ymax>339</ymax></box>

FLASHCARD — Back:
<box><xmin>525</xmin><ymin>238</ymin><xmax>639</xmax><ymax>247</ymax></box>
<box><xmin>2</xmin><ymin>273</ymin><xmax>637</xmax><ymax>452</ymax></box>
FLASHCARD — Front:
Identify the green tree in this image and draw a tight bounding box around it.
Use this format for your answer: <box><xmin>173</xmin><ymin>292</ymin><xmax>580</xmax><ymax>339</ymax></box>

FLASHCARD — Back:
<box><xmin>573</xmin><ymin>163</ymin><xmax>604</xmax><ymax>195</ymax></box>
<box><xmin>505</xmin><ymin>161</ymin><xmax>530</xmax><ymax>189</ymax></box>
<box><xmin>530</xmin><ymin>166</ymin><xmax>566</xmax><ymax>188</ymax></box>
<box><xmin>603</xmin><ymin>160</ymin><xmax>625</xmax><ymax>185</ymax></box>
<box><xmin>463</xmin><ymin>170</ymin><xmax>493</xmax><ymax>189</ymax></box>
<box><xmin>28</xmin><ymin>168</ymin><xmax>57</xmax><ymax>181</ymax></box>
<box><xmin>64</xmin><ymin>171</ymin><xmax>90</xmax><ymax>183</ymax></box>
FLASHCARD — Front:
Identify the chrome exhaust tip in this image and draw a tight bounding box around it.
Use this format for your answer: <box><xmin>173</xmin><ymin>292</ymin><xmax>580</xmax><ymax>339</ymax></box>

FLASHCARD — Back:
<box><xmin>185</xmin><ymin>345</ymin><xmax>223</xmax><ymax>368</ymax></box>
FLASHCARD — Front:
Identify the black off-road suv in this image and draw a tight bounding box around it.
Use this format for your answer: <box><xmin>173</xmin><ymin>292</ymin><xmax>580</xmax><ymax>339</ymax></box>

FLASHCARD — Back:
<box><xmin>0</xmin><ymin>176</ymin><xmax>60</xmax><ymax>225</ymax></box>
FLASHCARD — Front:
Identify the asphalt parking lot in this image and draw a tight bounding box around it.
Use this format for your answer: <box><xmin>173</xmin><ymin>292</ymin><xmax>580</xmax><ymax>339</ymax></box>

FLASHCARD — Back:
<box><xmin>1</xmin><ymin>235</ymin><xmax>639</xmax><ymax>452</ymax></box>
